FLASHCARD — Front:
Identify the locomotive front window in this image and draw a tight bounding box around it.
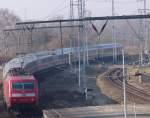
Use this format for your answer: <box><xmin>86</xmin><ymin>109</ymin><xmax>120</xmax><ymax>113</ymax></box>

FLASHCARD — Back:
<box><xmin>12</xmin><ymin>83</ymin><xmax>23</xmax><ymax>90</ymax></box>
<box><xmin>12</xmin><ymin>82</ymin><xmax>34</xmax><ymax>90</ymax></box>
<box><xmin>24</xmin><ymin>83</ymin><xmax>34</xmax><ymax>89</ymax></box>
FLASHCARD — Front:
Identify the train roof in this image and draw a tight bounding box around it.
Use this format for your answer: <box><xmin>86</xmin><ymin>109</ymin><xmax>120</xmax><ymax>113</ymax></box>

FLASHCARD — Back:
<box><xmin>54</xmin><ymin>43</ymin><xmax>122</xmax><ymax>55</ymax></box>
<box><xmin>3</xmin><ymin>43</ymin><xmax>122</xmax><ymax>77</ymax></box>
<box><xmin>6</xmin><ymin>76</ymin><xmax>35</xmax><ymax>81</ymax></box>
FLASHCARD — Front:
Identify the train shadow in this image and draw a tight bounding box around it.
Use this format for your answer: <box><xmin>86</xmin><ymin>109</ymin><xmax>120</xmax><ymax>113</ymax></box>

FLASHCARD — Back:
<box><xmin>14</xmin><ymin>107</ymin><xmax>43</xmax><ymax>118</ymax></box>
<box><xmin>33</xmin><ymin>63</ymin><xmax>119</xmax><ymax>116</ymax></box>
<box><xmin>39</xmin><ymin>91</ymin><xmax>87</xmax><ymax>109</ymax></box>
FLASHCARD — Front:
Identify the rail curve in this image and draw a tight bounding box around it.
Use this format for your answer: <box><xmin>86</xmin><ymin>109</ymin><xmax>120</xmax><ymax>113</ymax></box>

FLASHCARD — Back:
<box><xmin>107</xmin><ymin>68</ymin><xmax>150</xmax><ymax>103</ymax></box>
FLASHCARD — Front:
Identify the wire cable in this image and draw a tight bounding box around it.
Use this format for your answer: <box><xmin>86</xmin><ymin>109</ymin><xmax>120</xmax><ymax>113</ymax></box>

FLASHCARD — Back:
<box><xmin>43</xmin><ymin>0</ymin><xmax>69</xmax><ymax>20</ymax></box>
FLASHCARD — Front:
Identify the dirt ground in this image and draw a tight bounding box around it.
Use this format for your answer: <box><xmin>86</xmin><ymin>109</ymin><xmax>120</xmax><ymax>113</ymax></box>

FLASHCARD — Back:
<box><xmin>85</xmin><ymin>64</ymin><xmax>118</xmax><ymax>105</ymax></box>
<box><xmin>33</xmin><ymin>63</ymin><xmax>118</xmax><ymax>110</ymax></box>
<box><xmin>97</xmin><ymin>67</ymin><xmax>150</xmax><ymax>105</ymax></box>
<box><xmin>97</xmin><ymin>72</ymin><xmax>123</xmax><ymax>104</ymax></box>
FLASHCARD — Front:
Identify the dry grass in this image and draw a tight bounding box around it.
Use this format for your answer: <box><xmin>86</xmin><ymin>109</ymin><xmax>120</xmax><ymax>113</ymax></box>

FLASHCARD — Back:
<box><xmin>96</xmin><ymin>72</ymin><xmax>123</xmax><ymax>104</ymax></box>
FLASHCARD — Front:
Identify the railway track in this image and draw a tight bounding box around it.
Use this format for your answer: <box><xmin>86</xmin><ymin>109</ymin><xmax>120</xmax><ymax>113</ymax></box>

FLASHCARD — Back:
<box><xmin>107</xmin><ymin>68</ymin><xmax>150</xmax><ymax>103</ymax></box>
<box><xmin>7</xmin><ymin>108</ymin><xmax>42</xmax><ymax>118</ymax></box>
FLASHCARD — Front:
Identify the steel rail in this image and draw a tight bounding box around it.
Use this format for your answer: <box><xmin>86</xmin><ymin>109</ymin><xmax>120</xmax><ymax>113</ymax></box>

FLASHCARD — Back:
<box><xmin>107</xmin><ymin>68</ymin><xmax>150</xmax><ymax>102</ymax></box>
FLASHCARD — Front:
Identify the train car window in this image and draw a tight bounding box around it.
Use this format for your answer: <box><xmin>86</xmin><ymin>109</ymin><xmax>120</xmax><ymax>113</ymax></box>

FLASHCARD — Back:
<box><xmin>12</xmin><ymin>82</ymin><xmax>34</xmax><ymax>90</ymax></box>
<box><xmin>24</xmin><ymin>82</ymin><xmax>34</xmax><ymax>89</ymax></box>
<box><xmin>12</xmin><ymin>83</ymin><xmax>23</xmax><ymax>90</ymax></box>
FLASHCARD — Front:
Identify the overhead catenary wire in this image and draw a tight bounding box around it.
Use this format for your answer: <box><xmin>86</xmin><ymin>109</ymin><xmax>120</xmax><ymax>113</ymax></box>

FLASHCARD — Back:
<box><xmin>16</xmin><ymin>14</ymin><xmax>150</xmax><ymax>25</ymax></box>
<box><xmin>44</xmin><ymin>5</ymin><xmax>70</xmax><ymax>20</ymax></box>
<box><xmin>89</xmin><ymin>19</ymin><xmax>109</xmax><ymax>59</ymax></box>
<box><xmin>43</xmin><ymin>0</ymin><xmax>69</xmax><ymax>20</ymax></box>
<box><xmin>125</xmin><ymin>19</ymin><xmax>141</xmax><ymax>40</ymax></box>
<box><xmin>89</xmin><ymin>18</ymin><xmax>109</xmax><ymax>36</ymax></box>
<box><xmin>86</xmin><ymin>0</ymin><xmax>137</xmax><ymax>4</ymax></box>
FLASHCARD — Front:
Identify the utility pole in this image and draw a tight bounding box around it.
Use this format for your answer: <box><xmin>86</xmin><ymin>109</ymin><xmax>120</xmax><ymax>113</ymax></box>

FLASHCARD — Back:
<box><xmin>3</xmin><ymin>32</ymin><xmax>9</xmax><ymax>57</ymax></box>
<box><xmin>122</xmin><ymin>49</ymin><xmax>127</xmax><ymax>118</ymax></box>
<box><xmin>112</xmin><ymin>0</ymin><xmax>117</xmax><ymax>63</ymax></box>
<box><xmin>59</xmin><ymin>21</ymin><xmax>63</xmax><ymax>55</ymax></box>
<box><xmin>85</xmin><ymin>11</ymin><xmax>91</xmax><ymax>66</ymax></box>
<box><xmin>143</xmin><ymin>0</ymin><xmax>149</xmax><ymax>56</ymax></box>
<box><xmin>85</xmin><ymin>21</ymin><xmax>89</xmax><ymax>65</ymax></box>
<box><xmin>78</xmin><ymin>0</ymin><xmax>86</xmax><ymax>90</ymax></box>
<box><xmin>69</xmin><ymin>0</ymin><xmax>75</xmax><ymax>66</ymax></box>
<box><xmin>70</xmin><ymin>0</ymin><xmax>86</xmax><ymax>90</ymax></box>
<box><xmin>137</xmin><ymin>0</ymin><xmax>148</xmax><ymax>65</ymax></box>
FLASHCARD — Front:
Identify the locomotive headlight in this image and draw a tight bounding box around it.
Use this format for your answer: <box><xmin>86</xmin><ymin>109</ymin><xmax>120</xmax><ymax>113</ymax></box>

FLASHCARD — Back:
<box><xmin>31</xmin><ymin>98</ymin><xmax>35</xmax><ymax>102</ymax></box>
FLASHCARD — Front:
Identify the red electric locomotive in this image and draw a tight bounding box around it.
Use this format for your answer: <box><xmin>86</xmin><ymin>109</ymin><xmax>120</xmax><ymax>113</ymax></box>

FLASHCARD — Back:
<box><xmin>3</xmin><ymin>68</ymin><xmax>38</xmax><ymax>112</ymax></box>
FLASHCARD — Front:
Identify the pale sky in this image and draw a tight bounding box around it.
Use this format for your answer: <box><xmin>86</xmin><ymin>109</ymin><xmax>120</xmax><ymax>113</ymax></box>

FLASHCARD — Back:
<box><xmin>0</xmin><ymin>0</ymin><xmax>149</xmax><ymax>21</ymax></box>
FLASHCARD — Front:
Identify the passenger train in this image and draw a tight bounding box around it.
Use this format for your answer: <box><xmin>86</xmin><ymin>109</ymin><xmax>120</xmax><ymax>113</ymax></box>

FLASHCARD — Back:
<box><xmin>3</xmin><ymin>43</ymin><xmax>122</xmax><ymax>111</ymax></box>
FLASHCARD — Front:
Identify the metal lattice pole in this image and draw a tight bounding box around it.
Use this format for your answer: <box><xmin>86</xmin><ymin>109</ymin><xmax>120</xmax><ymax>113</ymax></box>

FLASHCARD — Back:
<box><xmin>137</xmin><ymin>0</ymin><xmax>148</xmax><ymax>65</ymax></box>
<box><xmin>112</xmin><ymin>0</ymin><xmax>117</xmax><ymax>63</ymax></box>
<box><xmin>70</xmin><ymin>0</ymin><xmax>86</xmax><ymax>90</ymax></box>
